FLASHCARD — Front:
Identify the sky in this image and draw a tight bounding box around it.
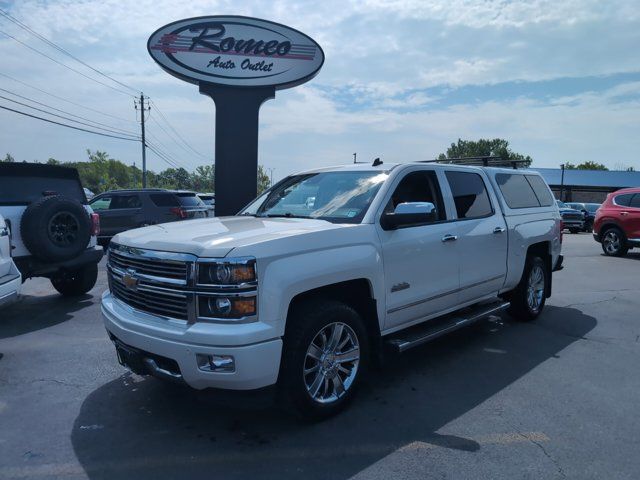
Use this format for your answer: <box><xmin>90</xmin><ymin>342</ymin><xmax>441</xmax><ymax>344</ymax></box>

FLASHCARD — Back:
<box><xmin>0</xmin><ymin>0</ymin><xmax>639</xmax><ymax>181</ymax></box>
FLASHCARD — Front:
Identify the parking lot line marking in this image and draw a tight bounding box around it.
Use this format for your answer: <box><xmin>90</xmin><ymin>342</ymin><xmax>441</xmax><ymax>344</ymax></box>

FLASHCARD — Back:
<box><xmin>0</xmin><ymin>431</ymin><xmax>549</xmax><ymax>478</ymax></box>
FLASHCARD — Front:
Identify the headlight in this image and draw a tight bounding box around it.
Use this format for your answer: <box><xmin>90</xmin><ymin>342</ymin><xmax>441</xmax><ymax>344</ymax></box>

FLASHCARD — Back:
<box><xmin>198</xmin><ymin>295</ymin><xmax>257</xmax><ymax>320</ymax></box>
<box><xmin>197</xmin><ymin>258</ymin><xmax>256</xmax><ymax>286</ymax></box>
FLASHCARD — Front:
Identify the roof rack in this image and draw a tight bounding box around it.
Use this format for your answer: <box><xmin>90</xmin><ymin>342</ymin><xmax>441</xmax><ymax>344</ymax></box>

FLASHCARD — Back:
<box><xmin>419</xmin><ymin>156</ymin><xmax>528</xmax><ymax>169</ymax></box>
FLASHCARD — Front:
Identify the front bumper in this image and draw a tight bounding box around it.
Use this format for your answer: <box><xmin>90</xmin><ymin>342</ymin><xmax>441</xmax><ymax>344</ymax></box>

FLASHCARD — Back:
<box><xmin>101</xmin><ymin>292</ymin><xmax>282</xmax><ymax>390</ymax></box>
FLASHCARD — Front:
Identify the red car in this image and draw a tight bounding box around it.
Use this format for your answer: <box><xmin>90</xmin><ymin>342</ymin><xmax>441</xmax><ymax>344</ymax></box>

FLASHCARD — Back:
<box><xmin>593</xmin><ymin>187</ymin><xmax>640</xmax><ymax>256</ymax></box>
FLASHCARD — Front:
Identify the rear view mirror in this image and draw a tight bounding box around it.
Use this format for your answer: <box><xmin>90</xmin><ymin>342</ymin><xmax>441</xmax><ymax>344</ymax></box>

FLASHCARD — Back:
<box><xmin>380</xmin><ymin>202</ymin><xmax>437</xmax><ymax>230</ymax></box>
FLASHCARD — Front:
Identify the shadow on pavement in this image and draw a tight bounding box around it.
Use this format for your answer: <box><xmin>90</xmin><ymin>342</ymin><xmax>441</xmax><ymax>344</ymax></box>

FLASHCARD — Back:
<box><xmin>0</xmin><ymin>293</ymin><xmax>93</xmax><ymax>339</ymax></box>
<box><xmin>71</xmin><ymin>305</ymin><xmax>596</xmax><ymax>480</ymax></box>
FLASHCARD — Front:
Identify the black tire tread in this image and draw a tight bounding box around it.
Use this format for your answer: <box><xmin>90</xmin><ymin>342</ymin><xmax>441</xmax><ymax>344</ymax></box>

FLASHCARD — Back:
<box><xmin>508</xmin><ymin>256</ymin><xmax>547</xmax><ymax>322</ymax></box>
<box><xmin>279</xmin><ymin>299</ymin><xmax>369</xmax><ymax>420</ymax></box>
<box><xmin>51</xmin><ymin>263</ymin><xmax>98</xmax><ymax>296</ymax></box>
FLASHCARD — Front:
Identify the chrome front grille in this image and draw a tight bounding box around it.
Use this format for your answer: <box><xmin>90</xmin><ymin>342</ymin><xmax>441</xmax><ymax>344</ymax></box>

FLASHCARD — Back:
<box><xmin>110</xmin><ymin>274</ymin><xmax>189</xmax><ymax>320</ymax></box>
<box><xmin>108</xmin><ymin>243</ymin><xmax>196</xmax><ymax>322</ymax></box>
<box><xmin>109</xmin><ymin>248</ymin><xmax>187</xmax><ymax>280</ymax></box>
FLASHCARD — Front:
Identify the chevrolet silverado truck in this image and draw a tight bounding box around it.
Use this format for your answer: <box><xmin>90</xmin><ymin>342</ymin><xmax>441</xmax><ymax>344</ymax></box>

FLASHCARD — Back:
<box><xmin>102</xmin><ymin>162</ymin><xmax>563</xmax><ymax>418</ymax></box>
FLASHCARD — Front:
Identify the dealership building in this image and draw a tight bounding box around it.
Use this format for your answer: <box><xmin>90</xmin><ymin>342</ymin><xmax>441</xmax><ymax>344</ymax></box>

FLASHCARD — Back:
<box><xmin>531</xmin><ymin>168</ymin><xmax>640</xmax><ymax>203</ymax></box>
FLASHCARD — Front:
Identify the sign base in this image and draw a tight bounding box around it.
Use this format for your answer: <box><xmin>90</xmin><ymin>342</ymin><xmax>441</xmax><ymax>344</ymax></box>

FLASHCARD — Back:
<box><xmin>199</xmin><ymin>83</ymin><xmax>275</xmax><ymax>216</ymax></box>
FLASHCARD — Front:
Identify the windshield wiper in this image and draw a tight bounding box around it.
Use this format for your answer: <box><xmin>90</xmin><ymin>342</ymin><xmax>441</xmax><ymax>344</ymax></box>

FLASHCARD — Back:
<box><xmin>259</xmin><ymin>212</ymin><xmax>309</xmax><ymax>219</ymax></box>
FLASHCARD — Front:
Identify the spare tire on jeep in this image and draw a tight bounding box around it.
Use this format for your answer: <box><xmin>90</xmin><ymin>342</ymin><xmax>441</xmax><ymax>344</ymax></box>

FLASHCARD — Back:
<box><xmin>20</xmin><ymin>195</ymin><xmax>91</xmax><ymax>262</ymax></box>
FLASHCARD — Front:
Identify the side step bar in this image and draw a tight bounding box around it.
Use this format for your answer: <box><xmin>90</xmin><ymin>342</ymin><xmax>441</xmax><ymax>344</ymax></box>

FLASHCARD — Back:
<box><xmin>385</xmin><ymin>301</ymin><xmax>510</xmax><ymax>353</ymax></box>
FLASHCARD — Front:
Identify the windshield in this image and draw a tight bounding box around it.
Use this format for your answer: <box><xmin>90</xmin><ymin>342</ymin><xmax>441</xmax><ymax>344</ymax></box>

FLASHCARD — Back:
<box><xmin>241</xmin><ymin>171</ymin><xmax>388</xmax><ymax>223</ymax></box>
<box><xmin>585</xmin><ymin>203</ymin><xmax>600</xmax><ymax>212</ymax></box>
<box><xmin>556</xmin><ymin>200</ymin><xmax>567</xmax><ymax>208</ymax></box>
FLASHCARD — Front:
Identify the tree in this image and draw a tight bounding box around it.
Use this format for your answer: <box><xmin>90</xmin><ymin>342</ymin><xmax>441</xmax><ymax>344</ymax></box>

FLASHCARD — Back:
<box><xmin>564</xmin><ymin>161</ymin><xmax>608</xmax><ymax>171</ymax></box>
<box><xmin>257</xmin><ymin>165</ymin><xmax>270</xmax><ymax>194</ymax></box>
<box><xmin>2</xmin><ymin>153</ymin><xmax>15</xmax><ymax>163</ymax></box>
<box><xmin>47</xmin><ymin>158</ymin><xmax>60</xmax><ymax>165</ymax></box>
<box><xmin>437</xmin><ymin>138</ymin><xmax>533</xmax><ymax>167</ymax></box>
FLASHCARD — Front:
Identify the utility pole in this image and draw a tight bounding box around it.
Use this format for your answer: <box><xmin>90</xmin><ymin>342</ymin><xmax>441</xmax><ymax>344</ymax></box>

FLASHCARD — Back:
<box><xmin>134</xmin><ymin>94</ymin><xmax>150</xmax><ymax>188</ymax></box>
<box><xmin>560</xmin><ymin>163</ymin><xmax>565</xmax><ymax>201</ymax></box>
<box><xmin>353</xmin><ymin>152</ymin><xmax>357</xmax><ymax>164</ymax></box>
<box><xmin>267</xmin><ymin>167</ymin><xmax>275</xmax><ymax>187</ymax></box>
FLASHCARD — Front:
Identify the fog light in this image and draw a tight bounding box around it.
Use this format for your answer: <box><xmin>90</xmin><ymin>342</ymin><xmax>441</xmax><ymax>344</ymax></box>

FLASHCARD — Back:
<box><xmin>197</xmin><ymin>354</ymin><xmax>235</xmax><ymax>373</ymax></box>
<box><xmin>211</xmin><ymin>297</ymin><xmax>232</xmax><ymax>315</ymax></box>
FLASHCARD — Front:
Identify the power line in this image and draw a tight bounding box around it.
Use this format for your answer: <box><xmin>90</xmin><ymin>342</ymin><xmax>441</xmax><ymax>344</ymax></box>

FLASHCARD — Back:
<box><xmin>146</xmin><ymin>130</ymin><xmax>191</xmax><ymax>168</ymax></box>
<box><xmin>0</xmin><ymin>87</ymin><xmax>140</xmax><ymax>137</ymax></box>
<box><xmin>146</xmin><ymin>138</ymin><xmax>187</xmax><ymax>168</ymax></box>
<box><xmin>149</xmin><ymin>100</ymin><xmax>210</xmax><ymax>160</ymax></box>
<box><xmin>0</xmin><ymin>104</ymin><xmax>140</xmax><ymax>141</ymax></box>
<box><xmin>0</xmin><ymin>71</ymin><xmax>137</xmax><ymax>124</ymax></box>
<box><xmin>146</xmin><ymin>142</ymin><xmax>183</xmax><ymax>169</ymax></box>
<box><xmin>0</xmin><ymin>8</ymin><xmax>139</xmax><ymax>94</ymax></box>
<box><xmin>0</xmin><ymin>93</ymin><xmax>140</xmax><ymax>138</ymax></box>
<box><xmin>0</xmin><ymin>29</ymin><xmax>135</xmax><ymax>98</ymax></box>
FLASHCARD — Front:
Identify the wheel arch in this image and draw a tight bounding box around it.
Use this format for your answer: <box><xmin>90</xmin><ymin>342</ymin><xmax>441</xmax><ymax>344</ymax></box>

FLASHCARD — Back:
<box><xmin>285</xmin><ymin>279</ymin><xmax>381</xmax><ymax>356</ymax></box>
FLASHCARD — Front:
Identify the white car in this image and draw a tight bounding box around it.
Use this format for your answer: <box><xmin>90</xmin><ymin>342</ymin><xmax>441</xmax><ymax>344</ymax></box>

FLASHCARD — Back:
<box><xmin>0</xmin><ymin>163</ymin><xmax>102</xmax><ymax>296</ymax></box>
<box><xmin>0</xmin><ymin>213</ymin><xmax>21</xmax><ymax>308</ymax></box>
<box><xmin>102</xmin><ymin>161</ymin><xmax>562</xmax><ymax>418</ymax></box>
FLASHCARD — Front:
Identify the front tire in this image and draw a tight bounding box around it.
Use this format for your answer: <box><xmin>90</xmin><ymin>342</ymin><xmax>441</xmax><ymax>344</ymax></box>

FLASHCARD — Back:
<box><xmin>51</xmin><ymin>263</ymin><xmax>98</xmax><ymax>296</ymax></box>
<box><xmin>601</xmin><ymin>227</ymin><xmax>628</xmax><ymax>257</ymax></box>
<box><xmin>508</xmin><ymin>256</ymin><xmax>547</xmax><ymax>322</ymax></box>
<box><xmin>569</xmin><ymin>228</ymin><xmax>580</xmax><ymax>234</ymax></box>
<box><xmin>279</xmin><ymin>299</ymin><xmax>369</xmax><ymax>420</ymax></box>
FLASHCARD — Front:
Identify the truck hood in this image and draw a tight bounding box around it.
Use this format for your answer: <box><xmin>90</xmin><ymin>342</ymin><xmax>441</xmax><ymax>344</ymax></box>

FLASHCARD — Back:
<box><xmin>112</xmin><ymin>216</ymin><xmax>348</xmax><ymax>257</ymax></box>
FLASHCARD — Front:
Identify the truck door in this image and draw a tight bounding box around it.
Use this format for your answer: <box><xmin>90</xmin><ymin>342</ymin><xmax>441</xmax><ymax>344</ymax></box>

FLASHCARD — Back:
<box><xmin>377</xmin><ymin>168</ymin><xmax>461</xmax><ymax>330</ymax></box>
<box><xmin>444</xmin><ymin>170</ymin><xmax>507</xmax><ymax>304</ymax></box>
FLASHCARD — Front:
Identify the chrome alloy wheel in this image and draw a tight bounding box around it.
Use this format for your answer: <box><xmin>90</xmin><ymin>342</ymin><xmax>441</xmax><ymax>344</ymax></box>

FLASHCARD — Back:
<box><xmin>603</xmin><ymin>231</ymin><xmax>621</xmax><ymax>254</ymax></box>
<box><xmin>303</xmin><ymin>322</ymin><xmax>360</xmax><ymax>404</ymax></box>
<box><xmin>526</xmin><ymin>265</ymin><xmax>545</xmax><ymax>313</ymax></box>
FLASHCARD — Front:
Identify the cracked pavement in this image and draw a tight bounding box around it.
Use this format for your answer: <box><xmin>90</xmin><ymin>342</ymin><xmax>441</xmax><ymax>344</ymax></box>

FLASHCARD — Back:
<box><xmin>1</xmin><ymin>234</ymin><xmax>639</xmax><ymax>479</ymax></box>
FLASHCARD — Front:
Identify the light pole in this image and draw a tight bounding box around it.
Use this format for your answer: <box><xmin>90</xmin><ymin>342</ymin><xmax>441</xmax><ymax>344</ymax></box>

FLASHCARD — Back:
<box><xmin>560</xmin><ymin>164</ymin><xmax>565</xmax><ymax>201</ymax></box>
<box><xmin>267</xmin><ymin>167</ymin><xmax>275</xmax><ymax>187</ymax></box>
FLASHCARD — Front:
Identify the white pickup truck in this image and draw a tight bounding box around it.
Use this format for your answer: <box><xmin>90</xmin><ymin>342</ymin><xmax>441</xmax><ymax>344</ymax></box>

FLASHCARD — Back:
<box><xmin>102</xmin><ymin>162</ymin><xmax>563</xmax><ymax>418</ymax></box>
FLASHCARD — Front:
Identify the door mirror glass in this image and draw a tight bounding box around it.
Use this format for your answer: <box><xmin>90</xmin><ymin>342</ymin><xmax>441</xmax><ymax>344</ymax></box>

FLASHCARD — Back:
<box><xmin>381</xmin><ymin>202</ymin><xmax>437</xmax><ymax>230</ymax></box>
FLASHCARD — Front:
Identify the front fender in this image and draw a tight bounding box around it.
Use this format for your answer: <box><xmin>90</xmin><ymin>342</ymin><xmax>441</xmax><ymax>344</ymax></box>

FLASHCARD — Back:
<box><xmin>258</xmin><ymin>244</ymin><xmax>384</xmax><ymax>337</ymax></box>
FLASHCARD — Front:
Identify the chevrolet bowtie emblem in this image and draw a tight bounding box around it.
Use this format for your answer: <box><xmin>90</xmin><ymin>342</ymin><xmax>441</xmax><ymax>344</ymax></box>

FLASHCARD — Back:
<box><xmin>122</xmin><ymin>269</ymin><xmax>139</xmax><ymax>291</ymax></box>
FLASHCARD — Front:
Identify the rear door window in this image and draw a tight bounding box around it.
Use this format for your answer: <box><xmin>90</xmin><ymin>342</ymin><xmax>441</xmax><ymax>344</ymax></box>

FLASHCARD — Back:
<box><xmin>109</xmin><ymin>195</ymin><xmax>141</xmax><ymax>209</ymax></box>
<box><xmin>445</xmin><ymin>171</ymin><xmax>493</xmax><ymax>219</ymax></box>
<box><xmin>614</xmin><ymin>194</ymin><xmax>634</xmax><ymax>207</ymax></box>
<box><xmin>629</xmin><ymin>195</ymin><xmax>640</xmax><ymax>209</ymax></box>
<box><xmin>90</xmin><ymin>196</ymin><xmax>112</xmax><ymax>211</ymax></box>
<box><xmin>150</xmin><ymin>193</ymin><xmax>178</xmax><ymax>207</ymax></box>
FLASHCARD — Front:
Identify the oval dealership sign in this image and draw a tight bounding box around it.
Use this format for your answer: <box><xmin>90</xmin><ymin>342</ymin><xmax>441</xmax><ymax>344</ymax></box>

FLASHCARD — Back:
<box><xmin>147</xmin><ymin>16</ymin><xmax>324</xmax><ymax>89</ymax></box>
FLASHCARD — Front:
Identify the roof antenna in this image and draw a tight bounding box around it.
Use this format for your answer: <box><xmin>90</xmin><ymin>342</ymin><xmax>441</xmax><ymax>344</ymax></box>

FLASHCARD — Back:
<box><xmin>372</xmin><ymin>157</ymin><xmax>383</xmax><ymax>167</ymax></box>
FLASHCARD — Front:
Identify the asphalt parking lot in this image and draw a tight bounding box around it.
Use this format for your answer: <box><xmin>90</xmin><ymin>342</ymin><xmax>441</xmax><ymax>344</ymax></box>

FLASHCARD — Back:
<box><xmin>1</xmin><ymin>234</ymin><xmax>639</xmax><ymax>480</ymax></box>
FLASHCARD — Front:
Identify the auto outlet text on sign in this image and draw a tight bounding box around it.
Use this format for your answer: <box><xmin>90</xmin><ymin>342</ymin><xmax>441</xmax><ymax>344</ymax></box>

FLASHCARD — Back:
<box><xmin>147</xmin><ymin>16</ymin><xmax>325</xmax><ymax>89</ymax></box>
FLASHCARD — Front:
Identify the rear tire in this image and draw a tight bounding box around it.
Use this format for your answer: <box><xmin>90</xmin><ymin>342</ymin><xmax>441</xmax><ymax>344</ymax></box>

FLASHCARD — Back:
<box><xmin>601</xmin><ymin>227</ymin><xmax>628</xmax><ymax>257</ymax></box>
<box><xmin>51</xmin><ymin>263</ymin><xmax>98</xmax><ymax>296</ymax></box>
<box><xmin>569</xmin><ymin>228</ymin><xmax>580</xmax><ymax>234</ymax></box>
<box><xmin>279</xmin><ymin>299</ymin><xmax>369</xmax><ymax>420</ymax></box>
<box><xmin>508</xmin><ymin>256</ymin><xmax>547</xmax><ymax>322</ymax></box>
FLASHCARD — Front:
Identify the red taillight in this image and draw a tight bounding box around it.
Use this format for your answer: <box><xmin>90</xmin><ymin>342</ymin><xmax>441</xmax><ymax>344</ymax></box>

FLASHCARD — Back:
<box><xmin>90</xmin><ymin>213</ymin><xmax>100</xmax><ymax>236</ymax></box>
<box><xmin>170</xmin><ymin>207</ymin><xmax>187</xmax><ymax>219</ymax></box>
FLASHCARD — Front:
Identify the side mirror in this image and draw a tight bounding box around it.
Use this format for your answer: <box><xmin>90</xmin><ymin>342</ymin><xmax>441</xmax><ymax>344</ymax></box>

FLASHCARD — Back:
<box><xmin>380</xmin><ymin>202</ymin><xmax>437</xmax><ymax>230</ymax></box>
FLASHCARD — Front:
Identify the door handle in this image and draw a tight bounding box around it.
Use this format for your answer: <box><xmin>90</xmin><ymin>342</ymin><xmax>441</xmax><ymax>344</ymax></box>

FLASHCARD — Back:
<box><xmin>493</xmin><ymin>226</ymin><xmax>506</xmax><ymax>233</ymax></box>
<box><xmin>620</xmin><ymin>211</ymin><xmax>629</xmax><ymax>216</ymax></box>
<box><xmin>441</xmin><ymin>234</ymin><xmax>458</xmax><ymax>242</ymax></box>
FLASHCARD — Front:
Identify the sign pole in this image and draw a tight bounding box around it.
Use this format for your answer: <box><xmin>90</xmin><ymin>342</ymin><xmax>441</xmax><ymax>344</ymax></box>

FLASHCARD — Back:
<box><xmin>200</xmin><ymin>84</ymin><xmax>275</xmax><ymax>216</ymax></box>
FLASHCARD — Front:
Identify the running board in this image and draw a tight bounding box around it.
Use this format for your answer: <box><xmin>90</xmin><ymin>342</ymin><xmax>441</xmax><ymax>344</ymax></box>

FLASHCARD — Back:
<box><xmin>385</xmin><ymin>301</ymin><xmax>510</xmax><ymax>353</ymax></box>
